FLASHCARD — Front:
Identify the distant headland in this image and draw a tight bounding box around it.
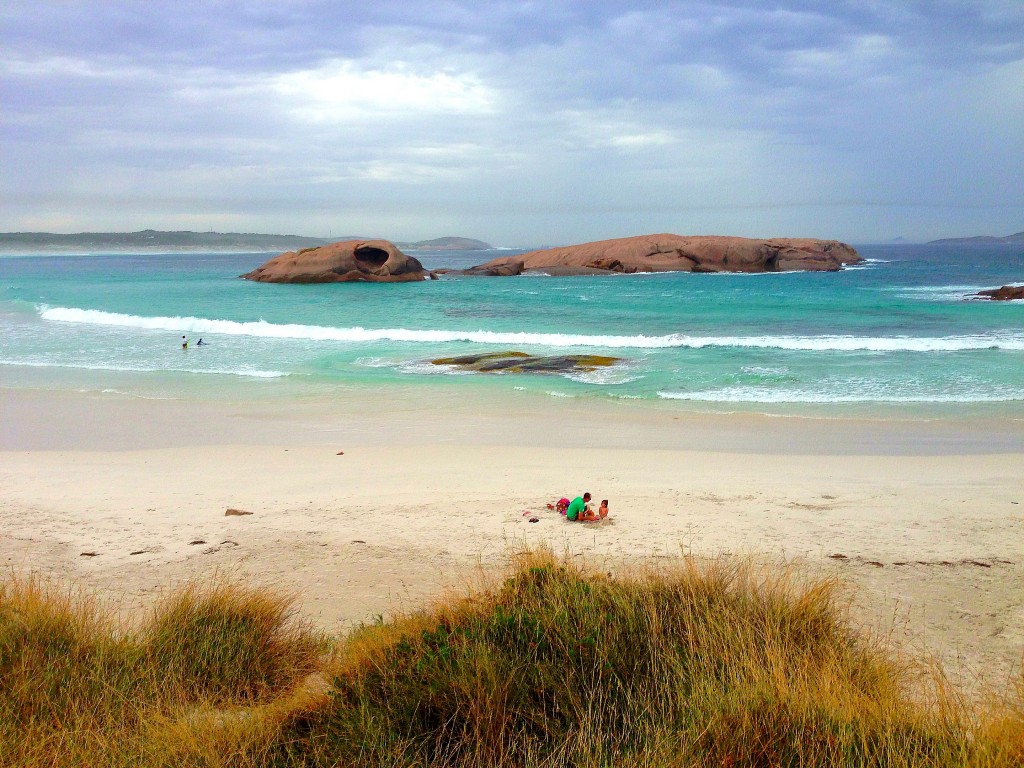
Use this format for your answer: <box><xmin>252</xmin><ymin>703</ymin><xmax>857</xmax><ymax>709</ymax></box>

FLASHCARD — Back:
<box><xmin>928</xmin><ymin>231</ymin><xmax>1024</xmax><ymax>245</ymax></box>
<box><xmin>399</xmin><ymin>236</ymin><xmax>492</xmax><ymax>250</ymax></box>
<box><xmin>0</xmin><ymin>230</ymin><xmax>493</xmax><ymax>253</ymax></box>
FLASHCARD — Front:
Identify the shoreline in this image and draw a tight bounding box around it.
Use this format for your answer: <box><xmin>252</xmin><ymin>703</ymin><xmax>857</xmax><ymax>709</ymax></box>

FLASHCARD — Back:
<box><xmin>4</xmin><ymin>385</ymin><xmax>1024</xmax><ymax>454</ymax></box>
<box><xmin>2</xmin><ymin>386</ymin><xmax>1022</xmax><ymax>688</ymax></box>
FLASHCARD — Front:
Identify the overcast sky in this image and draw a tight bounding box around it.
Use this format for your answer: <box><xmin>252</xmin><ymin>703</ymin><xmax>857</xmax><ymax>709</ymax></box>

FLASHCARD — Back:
<box><xmin>2</xmin><ymin>1</ymin><xmax>1022</xmax><ymax>245</ymax></box>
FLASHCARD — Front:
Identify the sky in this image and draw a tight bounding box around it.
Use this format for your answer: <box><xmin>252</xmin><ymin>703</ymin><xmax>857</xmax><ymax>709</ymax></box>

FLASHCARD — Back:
<box><xmin>2</xmin><ymin>1</ymin><xmax>1022</xmax><ymax>246</ymax></box>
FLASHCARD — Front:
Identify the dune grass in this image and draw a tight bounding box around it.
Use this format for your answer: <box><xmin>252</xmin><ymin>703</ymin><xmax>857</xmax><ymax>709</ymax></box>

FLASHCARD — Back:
<box><xmin>0</xmin><ymin>577</ymin><xmax>321</xmax><ymax>767</ymax></box>
<box><xmin>0</xmin><ymin>552</ymin><xmax>1020</xmax><ymax>767</ymax></box>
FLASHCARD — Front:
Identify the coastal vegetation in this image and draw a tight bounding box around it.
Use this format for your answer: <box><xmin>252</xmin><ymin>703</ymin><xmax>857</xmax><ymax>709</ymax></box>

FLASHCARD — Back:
<box><xmin>2</xmin><ymin>551</ymin><xmax>1021</xmax><ymax>767</ymax></box>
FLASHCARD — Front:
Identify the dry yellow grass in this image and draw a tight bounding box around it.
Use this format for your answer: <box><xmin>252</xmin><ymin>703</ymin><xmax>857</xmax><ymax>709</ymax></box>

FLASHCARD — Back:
<box><xmin>1</xmin><ymin>551</ymin><xmax>1020</xmax><ymax>767</ymax></box>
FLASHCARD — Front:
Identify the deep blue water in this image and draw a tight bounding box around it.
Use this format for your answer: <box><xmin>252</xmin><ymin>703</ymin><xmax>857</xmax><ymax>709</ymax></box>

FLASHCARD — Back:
<box><xmin>1</xmin><ymin>244</ymin><xmax>1022</xmax><ymax>417</ymax></box>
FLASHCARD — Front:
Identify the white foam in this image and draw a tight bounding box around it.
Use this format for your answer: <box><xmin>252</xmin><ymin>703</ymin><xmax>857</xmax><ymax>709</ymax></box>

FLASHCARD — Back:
<box><xmin>0</xmin><ymin>359</ymin><xmax>287</xmax><ymax>378</ymax></box>
<box><xmin>396</xmin><ymin>360</ymin><xmax>474</xmax><ymax>376</ymax></box>
<box><xmin>562</xmin><ymin>367</ymin><xmax>641</xmax><ymax>385</ymax></box>
<box><xmin>739</xmin><ymin>365</ymin><xmax>790</xmax><ymax>376</ymax></box>
<box><xmin>38</xmin><ymin>306</ymin><xmax>1024</xmax><ymax>352</ymax></box>
<box><xmin>657</xmin><ymin>387</ymin><xmax>1024</xmax><ymax>404</ymax></box>
<box><xmin>353</xmin><ymin>356</ymin><xmax>396</xmax><ymax>368</ymax></box>
<box><xmin>888</xmin><ymin>284</ymin><xmax>1005</xmax><ymax>302</ymax></box>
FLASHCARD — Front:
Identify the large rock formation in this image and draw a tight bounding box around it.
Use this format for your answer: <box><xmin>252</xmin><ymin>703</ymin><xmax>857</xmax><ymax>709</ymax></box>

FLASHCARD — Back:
<box><xmin>459</xmin><ymin>234</ymin><xmax>861</xmax><ymax>275</ymax></box>
<box><xmin>241</xmin><ymin>240</ymin><xmax>429</xmax><ymax>283</ymax></box>
<box><xmin>973</xmin><ymin>285</ymin><xmax>1024</xmax><ymax>301</ymax></box>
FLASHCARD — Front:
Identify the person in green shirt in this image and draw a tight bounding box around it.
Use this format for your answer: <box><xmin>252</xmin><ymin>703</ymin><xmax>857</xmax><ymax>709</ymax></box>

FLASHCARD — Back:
<box><xmin>566</xmin><ymin>493</ymin><xmax>591</xmax><ymax>521</ymax></box>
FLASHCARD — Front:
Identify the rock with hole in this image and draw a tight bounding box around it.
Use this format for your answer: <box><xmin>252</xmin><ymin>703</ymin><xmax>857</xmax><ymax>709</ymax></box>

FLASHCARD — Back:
<box><xmin>241</xmin><ymin>239</ymin><xmax>429</xmax><ymax>283</ymax></box>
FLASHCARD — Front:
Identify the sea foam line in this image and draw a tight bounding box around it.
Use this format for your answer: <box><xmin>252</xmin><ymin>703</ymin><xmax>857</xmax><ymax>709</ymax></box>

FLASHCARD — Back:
<box><xmin>658</xmin><ymin>388</ymin><xmax>1024</xmax><ymax>404</ymax></box>
<box><xmin>0</xmin><ymin>359</ymin><xmax>287</xmax><ymax>378</ymax></box>
<box><xmin>38</xmin><ymin>306</ymin><xmax>1024</xmax><ymax>352</ymax></box>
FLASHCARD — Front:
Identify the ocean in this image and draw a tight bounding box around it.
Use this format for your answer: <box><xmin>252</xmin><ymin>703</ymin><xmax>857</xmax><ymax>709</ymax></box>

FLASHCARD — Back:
<box><xmin>1</xmin><ymin>244</ymin><xmax>1022</xmax><ymax>419</ymax></box>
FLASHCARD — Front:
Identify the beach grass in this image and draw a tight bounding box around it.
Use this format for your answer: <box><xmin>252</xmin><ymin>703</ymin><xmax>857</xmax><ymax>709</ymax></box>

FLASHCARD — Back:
<box><xmin>1</xmin><ymin>551</ymin><xmax>1020</xmax><ymax>767</ymax></box>
<box><xmin>0</xmin><ymin>576</ymin><xmax>321</xmax><ymax>767</ymax></box>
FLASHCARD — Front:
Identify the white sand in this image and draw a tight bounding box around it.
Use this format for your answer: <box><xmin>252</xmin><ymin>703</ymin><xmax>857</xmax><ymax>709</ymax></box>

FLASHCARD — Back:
<box><xmin>1</xmin><ymin>388</ymin><xmax>1022</xmax><ymax>689</ymax></box>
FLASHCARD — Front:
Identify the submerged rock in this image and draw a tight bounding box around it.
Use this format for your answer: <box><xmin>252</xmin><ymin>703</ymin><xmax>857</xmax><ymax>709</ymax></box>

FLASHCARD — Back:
<box><xmin>241</xmin><ymin>239</ymin><xmax>430</xmax><ymax>283</ymax></box>
<box><xmin>464</xmin><ymin>234</ymin><xmax>861</xmax><ymax>275</ymax></box>
<box><xmin>973</xmin><ymin>285</ymin><xmax>1024</xmax><ymax>301</ymax></box>
<box><xmin>431</xmin><ymin>351</ymin><xmax>621</xmax><ymax>374</ymax></box>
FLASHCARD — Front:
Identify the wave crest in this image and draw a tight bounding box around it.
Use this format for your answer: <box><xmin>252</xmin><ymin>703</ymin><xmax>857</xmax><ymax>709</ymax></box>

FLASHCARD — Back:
<box><xmin>38</xmin><ymin>306</ymin><xmax>1024</xmax><ymax>352</ymax></box>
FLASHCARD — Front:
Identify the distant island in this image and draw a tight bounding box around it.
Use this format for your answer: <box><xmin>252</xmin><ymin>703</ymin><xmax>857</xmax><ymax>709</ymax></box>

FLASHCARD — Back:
<box><xmin>397</xmin><ymin>237</ymin><xmax>492</xmax><ymax>250</ymax></box>
<box><xmin>928</xmin><ymin>231</ymin><xmax>1024</xmax><ymax>245</ymax></box>
<box><xmin>0</xmin><ymin>230</ymin><xmax>493</xmax><ymax>253</ymax></box>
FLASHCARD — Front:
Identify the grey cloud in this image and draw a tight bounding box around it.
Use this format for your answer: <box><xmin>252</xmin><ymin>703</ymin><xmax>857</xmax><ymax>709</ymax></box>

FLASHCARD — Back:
<box><xmin>1</xmin><ymin>1</ymin><xmax>1022</xmax><ymax>242</ymax></box>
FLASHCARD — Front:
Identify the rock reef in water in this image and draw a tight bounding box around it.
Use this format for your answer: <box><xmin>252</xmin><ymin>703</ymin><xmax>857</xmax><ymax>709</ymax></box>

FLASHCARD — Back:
<box><xmin>455</xmin><ymin>234</ymin><xmax>861</xmax><ymax>276</ymax></box>
<box><xmin>973</xmin><ymin>285</ymin><xmax>1024</xmax><ymax>301</ymax></box>
<box><xmin>241</xmin><ymin>240</ymin><xmax>429</xmax><ymax>283</ymax></box>
<box><xmin>431</xmin><ymin>351</ymin><xmax>621</xmax><ymax>374</ymax></box>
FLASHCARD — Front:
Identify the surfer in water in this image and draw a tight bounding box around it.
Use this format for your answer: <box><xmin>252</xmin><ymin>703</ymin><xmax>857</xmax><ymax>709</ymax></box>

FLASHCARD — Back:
<box><xmin>196</xmin><ymin>338</ymin><xmax>206</xmax><ymax>346</ymax></box>
<box><xmin>181</xmin><ymin>335</ymin><xmax>188</xmax><ymax>349</ymax></box>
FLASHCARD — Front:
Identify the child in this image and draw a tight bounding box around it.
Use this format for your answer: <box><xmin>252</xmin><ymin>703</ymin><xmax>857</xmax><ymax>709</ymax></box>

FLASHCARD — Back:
<box><xmin>579</xmin><ymin>497</ymin><xmax>608</xmax><ymax>522</ymax></box>
<box><xmin>547</xmin><ymin>498</ymin><xmax>571</xmax><ymax>514</ymax></box>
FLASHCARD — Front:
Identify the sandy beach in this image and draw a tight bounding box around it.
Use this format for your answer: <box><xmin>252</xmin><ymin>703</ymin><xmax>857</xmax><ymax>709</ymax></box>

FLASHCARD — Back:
<box><xmin>2</xmin><ymin>387</ymin><xmax>1022</xmax><ymax>689</ymax></box>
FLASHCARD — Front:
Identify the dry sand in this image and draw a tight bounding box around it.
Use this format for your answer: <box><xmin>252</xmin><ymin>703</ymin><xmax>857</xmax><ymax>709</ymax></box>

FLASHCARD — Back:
<box><xmin>1</xmin><ymin>388</ymin><xmax>1022</xmax><ymax>690</ymax></box>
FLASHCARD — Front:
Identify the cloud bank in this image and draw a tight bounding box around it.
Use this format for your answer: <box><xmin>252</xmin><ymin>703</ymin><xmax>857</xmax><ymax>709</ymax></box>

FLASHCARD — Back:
<box><xmin>2</xmin><ymin>1</ymin><xmax>1022</xmax><ymax>244</ymax></box>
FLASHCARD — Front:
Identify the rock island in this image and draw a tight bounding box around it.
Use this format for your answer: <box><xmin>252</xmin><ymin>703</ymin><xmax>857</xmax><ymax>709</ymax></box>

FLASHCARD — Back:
<box><xmin>458</xmin><ymin>234</ymin><xmax>861</xmax><ymax>275</ymax></box>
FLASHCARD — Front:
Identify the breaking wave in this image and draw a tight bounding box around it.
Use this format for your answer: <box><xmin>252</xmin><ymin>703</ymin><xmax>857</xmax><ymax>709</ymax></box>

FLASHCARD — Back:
<box><xmin>38</xmin><ymin>306</ymin><xmax>1024</xmax><ymax>352</ymax></box>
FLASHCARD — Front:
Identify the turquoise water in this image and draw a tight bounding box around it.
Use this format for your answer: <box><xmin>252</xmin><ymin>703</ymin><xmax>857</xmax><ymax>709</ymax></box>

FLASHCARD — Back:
<box><xmin>2</xmin><ymin>245</ymin><xmax>1022</xmax><ymax>418</ymax></box>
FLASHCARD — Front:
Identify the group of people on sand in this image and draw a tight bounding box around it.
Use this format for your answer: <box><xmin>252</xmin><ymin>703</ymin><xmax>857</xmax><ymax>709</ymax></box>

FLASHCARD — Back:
<box><xmin>549</xmin><ymin>492</ymin><xmax>609</xmax><ymax>522</ymax></box>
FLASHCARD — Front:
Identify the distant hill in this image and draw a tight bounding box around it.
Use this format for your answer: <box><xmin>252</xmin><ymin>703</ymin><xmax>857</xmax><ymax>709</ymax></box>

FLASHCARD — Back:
<box><xmin>0</xmin><ymin>230</ymin><xmax>334</xmax><ymax>252</ymax></box>
<box><xmin>0</xmin><ymin>230</ymin><xmax>494</xmax><ymax>253</ymax></box>
<box><xmin>928</xmin><ymin>231</ymin><xmax>1024</xmax><ymax>245</ymax></box>
<box><xmin>396</xmin><ymin>236</ymin><xmax>493</xmax><ymax>250</ymax></box>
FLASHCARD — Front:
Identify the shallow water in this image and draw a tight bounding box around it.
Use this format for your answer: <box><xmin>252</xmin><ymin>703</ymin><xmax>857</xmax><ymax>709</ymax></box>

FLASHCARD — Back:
<box><xmin>2</xmin><ymin>244</ymin><xmax>1022</xmax><ymax>419</ymax></box>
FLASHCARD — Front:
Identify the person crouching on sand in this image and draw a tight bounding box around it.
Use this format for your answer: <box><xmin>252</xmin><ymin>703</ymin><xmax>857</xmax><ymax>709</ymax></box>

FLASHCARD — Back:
<box><xmin>566</xmin><ymin>493</ymin><xmax>591</xmax><ymax>521</ymax></box>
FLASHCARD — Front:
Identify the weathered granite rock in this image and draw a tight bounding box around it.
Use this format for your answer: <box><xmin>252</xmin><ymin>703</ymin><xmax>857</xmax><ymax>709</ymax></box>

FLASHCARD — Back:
<box><xmin>431</xmin><ymin>351</ymin><xmax>621</xmax><ymax>374</ymax></box>
<box><xmin>466</xmin><ymin>234</ymin><xmax>861</xmax><ymax>275</ymax></box>
<box><xmin>241</xmin><ymin>239</ymin><xmax>429</xmax><ymax>283</ymax></box>
<box><xmin>439</xmin><ymin>260</ymin><xmax>525</xmax><ymax>276</ymax></box>
<box><xmin>973</xmin><ymin>285</ymin><xmax>1024</xmax><ymax>301</ymax></box>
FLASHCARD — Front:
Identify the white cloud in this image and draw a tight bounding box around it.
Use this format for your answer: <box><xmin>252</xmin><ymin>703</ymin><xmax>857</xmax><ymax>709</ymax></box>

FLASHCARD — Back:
<box><xmin>269</xmin><ymin>60</ymin><xmax>497</xmax><ymax>122</ymax></box>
